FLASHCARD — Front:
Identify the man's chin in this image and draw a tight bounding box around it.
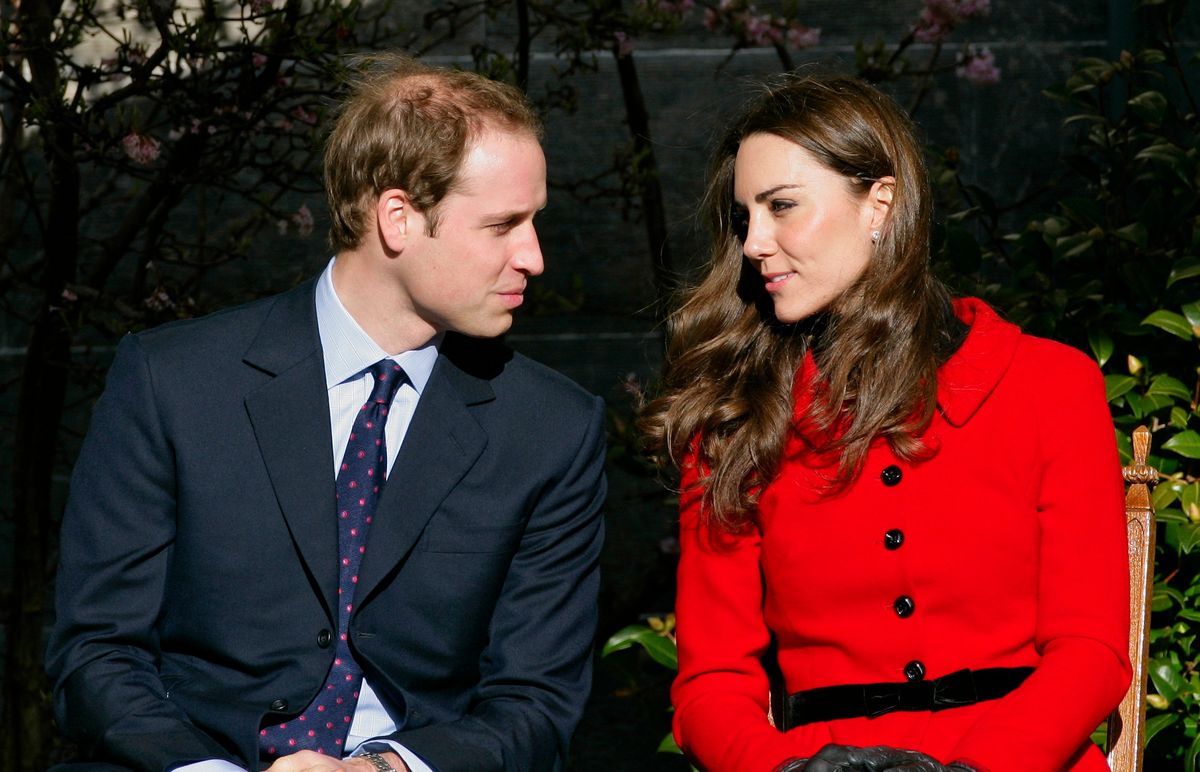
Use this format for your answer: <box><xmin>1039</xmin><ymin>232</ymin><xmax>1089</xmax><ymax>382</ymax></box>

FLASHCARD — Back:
<box><xmin>455</xmin><ymin>315</ymin><xmax>515</xmax><ymax>339</ymax></box>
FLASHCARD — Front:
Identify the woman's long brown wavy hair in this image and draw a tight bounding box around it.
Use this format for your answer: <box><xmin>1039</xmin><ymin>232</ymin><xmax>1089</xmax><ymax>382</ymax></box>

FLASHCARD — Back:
<box><xmin>641</xmin><ymin>73</ymin><xmax>960</xmax><ymax>530</ymax></box>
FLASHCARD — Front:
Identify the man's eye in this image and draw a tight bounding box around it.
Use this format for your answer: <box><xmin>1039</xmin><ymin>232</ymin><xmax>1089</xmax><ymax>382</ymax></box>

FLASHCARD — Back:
<box><xmin>489</xmin><ymin>220</ymin><xmax>516</xmax><ymax>233</ymax></box>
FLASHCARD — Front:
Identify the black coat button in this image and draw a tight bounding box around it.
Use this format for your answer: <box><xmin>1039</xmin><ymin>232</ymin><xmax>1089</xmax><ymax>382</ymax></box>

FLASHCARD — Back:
<box><xmin>904</xmin><ymin>660</ymin><xmax>926</xmax><ymax>681</ymax></box>
<box><xmin>269</xmin><ymin>698</ymin><xmax>288</xmax><ymax>712</ymax></box>
<box><xmin>884</xmin><ymin>529</ymin><xmax>904</xmax><ymax>550</ymax></box>
<box><xmin>893</xmin><ymin>595</ymin><xmax>915</xmax><ymax>617</ymax></box>
<box><xmin>881</xmin><ymin>465</ymin><xmax>903</xmax><ymax>486</ymax></box>
<box><xmin>317</xmin><ymin>629</ymin><xmax>332</xmax><ymax>648</ymax></box>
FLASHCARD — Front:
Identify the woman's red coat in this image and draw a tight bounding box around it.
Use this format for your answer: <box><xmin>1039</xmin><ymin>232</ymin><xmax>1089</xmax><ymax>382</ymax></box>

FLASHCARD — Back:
<box><xmin>672</xmin><ymin>299</ymin><xmax>1132</xmax><ymax>771</ymax></box>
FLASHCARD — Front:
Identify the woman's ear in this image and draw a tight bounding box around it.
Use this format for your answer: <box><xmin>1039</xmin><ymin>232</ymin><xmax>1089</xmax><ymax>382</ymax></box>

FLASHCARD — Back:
<box><xmin>376</xmin><ymin>189</ymin><xmax>412</xmax><ymax>253</ymax></box>
<box><xmin>868</xmin><ymin>175</ymin><xmax>895</xmax><ymax>231</ymax></box>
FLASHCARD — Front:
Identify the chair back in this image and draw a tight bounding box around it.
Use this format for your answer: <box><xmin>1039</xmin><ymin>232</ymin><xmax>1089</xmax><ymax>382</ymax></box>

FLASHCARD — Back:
<box><xmin>1106</xmin><ymin>425</ymin><xmax>1158</xmax><ymax>772</ymax></box>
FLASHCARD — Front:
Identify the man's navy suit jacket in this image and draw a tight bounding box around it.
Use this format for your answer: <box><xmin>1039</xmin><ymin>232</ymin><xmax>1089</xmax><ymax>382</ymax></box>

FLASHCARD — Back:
<box><xmin>45</xmin><ymin>278</ymin><xmax>607</xmax><ymax>772</ymax></box>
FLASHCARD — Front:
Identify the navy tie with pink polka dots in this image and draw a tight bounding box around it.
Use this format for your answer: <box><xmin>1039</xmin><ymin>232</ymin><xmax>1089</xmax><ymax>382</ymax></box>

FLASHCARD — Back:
<box><xmin>260</xmin><ymin>359</ymin><xmax>406</xmax><ymax>758</ymax></box>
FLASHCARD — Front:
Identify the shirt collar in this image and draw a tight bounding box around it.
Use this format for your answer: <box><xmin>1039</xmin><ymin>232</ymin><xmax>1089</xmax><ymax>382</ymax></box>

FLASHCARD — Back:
<box><xmin>315</xmin><ymin>257</ymin><xmax>441</xmax><ymax>394</ymax></box>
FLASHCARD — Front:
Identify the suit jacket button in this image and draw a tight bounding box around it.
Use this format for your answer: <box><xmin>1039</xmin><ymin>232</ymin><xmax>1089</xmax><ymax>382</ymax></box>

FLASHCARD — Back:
<box><xmin>881</xmin><ymin>465</ymin><xmax>903</xmax><ymax>486</ymax></box>
<box><xmin>317</xmin><ymin>629</ymin><xmax>333</xmax><ymax>648</ymax></box>
<box><xmin>893</xmin><ymin>595</ymin><xmax>915</xmax><ymax>618</ymax></box>
<box><xmin>883</xmin><ymin>529</ymin><xmax>904</xmax><ymax>550</ymax></box>
<box><xmin>269</xmin><ymin>698</ymin><xmax>288</xmax><ymax>712</ymax></box>
<box><xmin>904</xmin><ymin>660</ymin><xmax>926</xmax><ymax>681</ymax></box>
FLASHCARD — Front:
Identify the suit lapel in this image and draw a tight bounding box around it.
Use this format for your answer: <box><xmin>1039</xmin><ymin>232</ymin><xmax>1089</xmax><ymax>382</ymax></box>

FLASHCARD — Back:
<box><xmin>242</xmin><ymin>280</ymin><xmax>339</xmax><ymax>621</ymax></box>
<box><xmin>355</xmin><ymin>344</ymin><xmax>494</xmax><ymax>605</ymax></box>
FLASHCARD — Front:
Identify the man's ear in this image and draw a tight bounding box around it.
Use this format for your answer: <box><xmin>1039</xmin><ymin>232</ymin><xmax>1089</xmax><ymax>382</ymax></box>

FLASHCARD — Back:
<box><xmin>868</xmin><ymin>176</ymin><xmax>895</xmax><ymax>231</ymax></box>
<box><xmin>376</xmin><ymin>189</ymin><xmax>413</xmax><ymax>253</ymax></box>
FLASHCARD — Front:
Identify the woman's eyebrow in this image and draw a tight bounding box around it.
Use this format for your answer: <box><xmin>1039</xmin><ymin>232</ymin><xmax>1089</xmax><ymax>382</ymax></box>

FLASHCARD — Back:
<box><xmin>754</xmin><ymin>184</ymin><xmax>801</xmax><ymax>203</ymax></box>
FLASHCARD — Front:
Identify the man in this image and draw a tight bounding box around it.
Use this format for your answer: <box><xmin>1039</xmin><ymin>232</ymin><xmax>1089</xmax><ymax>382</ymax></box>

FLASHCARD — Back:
<box><xmin>45</xmin><ymin>54</ymin><xmax>606</xmax><ymax>772</ymax></box>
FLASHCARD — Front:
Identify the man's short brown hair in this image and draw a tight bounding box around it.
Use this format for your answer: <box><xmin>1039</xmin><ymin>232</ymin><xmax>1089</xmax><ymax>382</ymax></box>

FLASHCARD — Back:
<box><xmin>324</xmin><ymin>53</ymin><xmax>543</xmax><ymax>250</ymax></box>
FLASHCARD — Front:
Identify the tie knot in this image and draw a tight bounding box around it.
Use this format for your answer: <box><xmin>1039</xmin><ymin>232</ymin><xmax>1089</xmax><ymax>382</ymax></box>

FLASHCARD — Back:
<box><xmin>367</xmin><ymin>359</ymin><xmax>407</xmax><ymax>406</ymax></box>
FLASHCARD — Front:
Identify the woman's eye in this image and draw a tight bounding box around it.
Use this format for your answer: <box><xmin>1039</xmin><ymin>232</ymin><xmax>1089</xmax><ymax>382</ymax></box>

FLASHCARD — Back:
<box><xmin>769</xmin><ymin>199</ymin><xmax>795</xmax><ymax>213</ymax></box>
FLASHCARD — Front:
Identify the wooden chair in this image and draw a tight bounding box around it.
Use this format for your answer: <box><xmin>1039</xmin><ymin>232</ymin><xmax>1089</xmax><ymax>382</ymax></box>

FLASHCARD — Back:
<box><xmin>1106</xmin><ymin>425</ymin><xmax>1159</xmax><ymax>772</ymax></box>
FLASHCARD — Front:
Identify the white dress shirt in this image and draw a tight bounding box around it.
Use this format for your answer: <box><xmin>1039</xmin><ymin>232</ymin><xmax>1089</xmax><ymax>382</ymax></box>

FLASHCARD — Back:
<box><xmin>178</xmin><ymin>258</ymin><xmax>438</xmax><ymax>772</ymax></box>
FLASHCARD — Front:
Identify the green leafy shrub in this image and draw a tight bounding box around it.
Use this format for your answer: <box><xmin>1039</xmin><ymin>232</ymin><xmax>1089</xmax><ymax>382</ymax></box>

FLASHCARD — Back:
<box><xmin>933</xmin><ymin>2</ymin><xmax>1199</xmax><ymax>765</ymax></box>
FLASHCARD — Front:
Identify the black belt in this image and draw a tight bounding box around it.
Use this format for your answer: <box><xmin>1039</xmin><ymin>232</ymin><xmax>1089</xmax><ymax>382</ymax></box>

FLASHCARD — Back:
<box><xmin>781</xmin><ymin>667</ymin><xmax>1033</xmax><ymax>731</ymax></box>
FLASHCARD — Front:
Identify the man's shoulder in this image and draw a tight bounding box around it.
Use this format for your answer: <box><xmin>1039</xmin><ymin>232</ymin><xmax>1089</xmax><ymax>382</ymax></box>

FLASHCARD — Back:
<box><xmin>132</xmin><ymin>280</ymin><xmax>315</xmax><ymax>361</ymax></box>
<box><xmin>441</xmin><ymin>333</ymin><xmax>600</xmax><ymax>414</ymax></box>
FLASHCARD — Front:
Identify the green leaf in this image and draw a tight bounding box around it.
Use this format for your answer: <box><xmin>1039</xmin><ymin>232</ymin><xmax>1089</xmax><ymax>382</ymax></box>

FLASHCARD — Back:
<box><xmin>1105</xmin><ymin>374</ymin><xmax>1138</xmax><ymax>402</ymax></box>
<box><xmin>1142</xmin><ymin>309</ymin><xmax>1194</xmax><ymax>339</ymax></box>
<box><xmin>1128</xmin><ymin>90</ymin><xmax>1168</xmax><ymax>124</ymax></box>
<box><xmin>1164</xmin><ymin>430</ymin><xmax>1200</xmax><ymax>459</ymax></box>
<box><xmin>601</xmin><ymin>624</ymin><xmax>678</xmax><ymax>670</ymax></box>
<box><xmin>1182</xmin><ymin>482</ymin><xmax>1200</xmax><ymax>522</ymax></box>
<box><xmin>1113</xmin><ymin>222</ymin><xmax>1148</xmax><ymax>248</ymax></box>
<box><xmin>1186</xmin><ymin>730</ymin><xmax>1200</xmax><ymax>772</ymax></box>
<box><xmin>1178</xmin><ymin>609</ymin><xmax>1200</xmax><ymax>623</ymax></box>
<box><xmin>1088</xmin><ymin>328</ymin><xmax>1114</xmax><ymax>366</ymax></box>
<box><xmin>1153</xmin><ymin>481</ymin><xmax>1182</xmax><ymax>510</ymax></box>
<box><xmin>1172</xmin><ymin>406</ymin><xmax>1191</xmax><ymax>429</ymax></box>
<box><xmin>1135</xmin><ymin>142</ymin><xmax>1188</xmax><ymax>166</ymax></box>
<box><xmin>1148</xmin><ymin>375</ymin><xmax>1193</xmax><ymax>400</ymax></box>
<box><xmin>1181</xmin><ymin>522</ymin><xmax>1200</xmax><ymax>554</ymax></box>
<box><xmin>657</xmin><ymin>732</ymin><xmax>683</xmax><ymax>754</ymax></box>
<box><xmin>1167</xmin><ymin>258</ymin><xmax>1200</xmax><ymax>287</ymax></box>
<box><xmin>1150</xmin><ymin>656</ymin><xmax>1186</xmax><ymax>701</ymax></box>
<box><xmin>1184</xmin><ymin>301</ymin><xmax>1200</xmax><ymax>335</ymax></box>
<box><xmin>1137</xmin><ymin>48</ymin><xmax>1168</xmax><ymax>65</ymax></box>
<box><xmin>1145</xmin><ymin>713</ymin><xmax>1179</xmax><ymax>746</ymax></box>
<box><xmin>1154</xmin><ymin>583</ymin><xmax>1185</xmax><ymax>610</ymax></box>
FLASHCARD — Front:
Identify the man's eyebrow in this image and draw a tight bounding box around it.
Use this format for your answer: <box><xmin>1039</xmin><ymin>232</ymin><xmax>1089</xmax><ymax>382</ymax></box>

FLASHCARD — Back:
<box><xmin>481</xmin><ymin>202</ymin><xmax>547</xmax><ymax>221</ymax></box>
<box><xmin>753</xmin><ymin>184</ymin><xmax>801</xmax><ymax>203</ymax></box>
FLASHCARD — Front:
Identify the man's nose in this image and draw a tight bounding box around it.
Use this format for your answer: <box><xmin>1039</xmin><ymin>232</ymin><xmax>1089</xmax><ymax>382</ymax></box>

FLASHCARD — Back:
<box><xmin>514</xmin><ymin>225</ymin><xmax>544</xmax><ymax>276</ymax></box>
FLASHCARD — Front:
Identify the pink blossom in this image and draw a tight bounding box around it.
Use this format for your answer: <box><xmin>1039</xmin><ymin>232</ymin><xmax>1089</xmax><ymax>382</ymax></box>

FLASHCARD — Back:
<box><xmin>914</xmin><ymin>0</ymin><xmax>990</xmax><ymax>42</ymax></box>
<box><xmin>703</xmin><ymin>7</ymin><xmax>720</xmax><ymax>30</ymax></box>
<box><xmin>956</xmin><ymin>46</ymin><xmax>1001</xmax><ymax>85</ymax></box>
<box><xmin>121</xmin><ymin>132</ymin><xmax>161</xmax><ymax>165</ymax></box>
<box><xmin>742</xmin><ymin>13</ymin><xmax>774</xmax><ymax>46</ymax></box>
<box><xmin>958</xmin><ymin>0</ymin><xmax>990</xmax><ymax>19</ymax></box>
<box><xmin>61</xmin><ymin>288</ymin><xmax>78</xmax><ymax>302</ymax></box>
<box><xmin>614</xmin><ymin>31</ymin><xmax>634</xmax><ymax>58</ymax></box>
<box><xmin>291</xmin><ymin>204</ymin><xmax>314</xmax><ymax>237</ymax></box>
<box><xmin>250</xmin><ymin>0</ymin><xmax>273</xmax><ymax>13</ymax></box>
<box><xmin>291</xmin><ymin>106</ymin><xmax>318</xmax><ymax>126</ymax></box>
<box><xmin>253</xmin><ymin>52</ymin><xmax>268</xmax><ymax>68</ymax></box>
<box><xmin>144</xmin><ymin>288</ymin><xmax>174</xmax><ymax>312</ymax></box>
<box><xmin>787</xmin><ymin>24</ymin><xmax>820</xmax><ymax>49</ymax></box>
<box><xmin>659</xmin><ymin>0</ymin><xmax>694</xmax><ymax>13</ymax></box>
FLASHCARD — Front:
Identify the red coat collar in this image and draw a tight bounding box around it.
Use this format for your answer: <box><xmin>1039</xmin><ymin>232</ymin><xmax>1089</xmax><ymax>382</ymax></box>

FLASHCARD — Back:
<box><xmin>790</xmin><ymin>297</ymin><xmax>1021</xmax><ymax>441</ymax></box>
<box><xmin>936</xmin><ymin>298</ymin><xmax>1021</xmax><ymax>427</ymax></box>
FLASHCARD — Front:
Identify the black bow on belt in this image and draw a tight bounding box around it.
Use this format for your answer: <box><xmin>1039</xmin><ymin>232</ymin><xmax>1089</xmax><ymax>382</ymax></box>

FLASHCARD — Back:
<box><xmin>863</xmin><ymin>668</ymin><xmax>978</xmax><ymax>718</ymax></box>
<box><xmin>781</xmin><ymin>666</ymin><xmax>1033</xmax><ymax>730</ymax></box>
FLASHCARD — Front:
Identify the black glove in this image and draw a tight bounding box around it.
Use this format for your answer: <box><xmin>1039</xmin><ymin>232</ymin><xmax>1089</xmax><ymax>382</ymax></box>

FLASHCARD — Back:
<box><xmin>796</xmin><ymin>744</ymin><xmax>978</xmax><ymax>772</ymax></box>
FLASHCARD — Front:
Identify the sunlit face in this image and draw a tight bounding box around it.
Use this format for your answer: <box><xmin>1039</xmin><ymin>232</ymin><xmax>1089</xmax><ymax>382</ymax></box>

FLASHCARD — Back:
<box><xmin>733</xmin><ymin>132</ymin><xmax>880</xmax><ymax>323</ymax></box>
<box><xmin>396</xmin><ymin>128</ymin><xmax>547</xmax><ymax>338</ymax></box>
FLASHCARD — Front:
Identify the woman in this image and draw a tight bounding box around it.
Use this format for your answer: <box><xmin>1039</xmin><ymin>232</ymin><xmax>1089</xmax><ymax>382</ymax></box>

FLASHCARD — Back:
<box><xmin>641</xmin><ymin>74</ymin><xmax>1131</xmax><ymax>772</ymax></box>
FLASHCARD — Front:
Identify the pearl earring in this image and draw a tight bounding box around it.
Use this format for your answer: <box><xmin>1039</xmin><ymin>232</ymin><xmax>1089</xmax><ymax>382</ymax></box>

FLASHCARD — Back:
<box><xmin>871</xmin><ymin>230</ymin><xmax>880</xmax><ymax>243</ymax></box>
